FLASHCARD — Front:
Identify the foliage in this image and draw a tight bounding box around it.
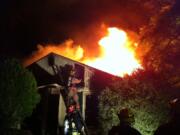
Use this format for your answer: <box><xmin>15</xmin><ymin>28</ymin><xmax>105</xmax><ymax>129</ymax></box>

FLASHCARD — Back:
<box><xmin>98</xmin><ymin>1</ymin><xmax>180</xmax><ymax>135</ymax></box>
<box><xmin>137</xmin><ymin>0</ymin><xmax>180</xmax><ymax>90</ymax></box>
<box><xmin>0</xmin><ymin>58</ymin><xmax>40</xmax><ymax>131</ymax></box>
<box><xmin>98</xmin><ymin>88</ymin><xmax>120</xmax><ymax>135</ymax></box>
<box><xmin>0</xmin><ymin>128</ymin><xmax>32</xmax><ymax>135</ymax></box>
<box><xmin>98</xmin><ymin>70</ymin><xmax>171</xmax><ymax>135</ymax></box>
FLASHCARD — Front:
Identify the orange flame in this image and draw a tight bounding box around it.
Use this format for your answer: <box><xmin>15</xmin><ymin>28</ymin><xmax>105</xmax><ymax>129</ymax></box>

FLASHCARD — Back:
<box><xmin>23</xmin><ymin>40</ymin><xmax>84</xmax><ymax>66</ymax></box>
<box><xmin>84</xmin><ymin>27</ymin><xmax>141</xmax><ymax>77</ymax></box>
<box><xmin>24</xmin><ymin>27</ymin><xmax>141</xmax><ymax>77</ymax></box>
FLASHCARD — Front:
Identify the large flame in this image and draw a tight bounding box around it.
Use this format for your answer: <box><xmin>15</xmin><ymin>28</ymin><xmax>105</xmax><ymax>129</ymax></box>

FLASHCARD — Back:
<box><xmin>24</xmin><ymin>27</ymin><xmax>141</xmax><ymax>77</ymax></box>
<box><xmin>84</xmin><ymin>27</ymin><xmax>141</xmax><ymax>76</ymax></box>
<box><xmin>23</xmin><ymin>40</ymin><xmax>84</xmax><ymax>66</ymax></box>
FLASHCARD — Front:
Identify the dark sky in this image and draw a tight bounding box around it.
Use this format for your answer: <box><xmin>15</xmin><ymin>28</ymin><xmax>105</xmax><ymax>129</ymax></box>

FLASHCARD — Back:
<box><xmin>0</xmin><ymin>0</ymin><xmax>176</xmax><ymax>59</ymax></box>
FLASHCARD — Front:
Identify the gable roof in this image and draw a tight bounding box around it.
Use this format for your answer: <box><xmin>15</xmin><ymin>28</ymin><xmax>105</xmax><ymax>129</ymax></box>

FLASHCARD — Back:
<box><xmin>27</xmin><ymin>52</ymin><xmax>120</xmax><ymax>91</ymax></box>
<box><xmin>27</xmin><ymin>52</ymin><xmax>117</xmax><ymax>77</ymax></box>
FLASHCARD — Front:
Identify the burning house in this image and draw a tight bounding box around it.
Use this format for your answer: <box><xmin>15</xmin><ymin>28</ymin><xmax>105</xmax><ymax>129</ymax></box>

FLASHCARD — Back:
<box><xmin>26</xmin><ymin>52</ymin><xmax>115</xmax><ymax>135</ymax></box>
<box><xmin>24</xmin><ymin>27</ymin><xmax>141</xmax><ymax>135</ymax></box>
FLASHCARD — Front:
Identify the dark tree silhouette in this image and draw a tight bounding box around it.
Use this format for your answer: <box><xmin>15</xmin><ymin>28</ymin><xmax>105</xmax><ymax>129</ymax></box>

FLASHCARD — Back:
<box><xmin>0</xmin><ymin>57</ymin><xmax>40</xmax><ymax>132</ymax></box>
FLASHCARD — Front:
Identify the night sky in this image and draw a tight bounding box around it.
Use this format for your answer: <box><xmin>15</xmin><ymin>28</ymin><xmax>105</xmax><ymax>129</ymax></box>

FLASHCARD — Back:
<box><xmin>0</xmin><ymin>0</ymin><xmax>177</xmax><ymax>59</ymax></box>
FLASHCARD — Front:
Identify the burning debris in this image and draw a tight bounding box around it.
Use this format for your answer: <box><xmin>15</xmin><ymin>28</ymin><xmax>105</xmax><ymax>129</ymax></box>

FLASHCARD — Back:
<box><xmin>24</xmin><ymin>27</ymin><xmax>142</xmax><ymax>77</ymax></box>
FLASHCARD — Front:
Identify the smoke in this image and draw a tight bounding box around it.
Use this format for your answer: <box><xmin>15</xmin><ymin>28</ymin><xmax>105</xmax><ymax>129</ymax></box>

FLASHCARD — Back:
<box><xmin>1</xmin><ymin>0</ymin><xmax>155</xmax><ymax>57</ymax></box>
<box><xmin>1</xmin><ymin>0</ymin><xmax>175</xmax><ymax>57</ymax></box>
<box><xmin>14</xmin><ymin>0</ymin><xmax>174</xmax><ymax>64</ymax></box>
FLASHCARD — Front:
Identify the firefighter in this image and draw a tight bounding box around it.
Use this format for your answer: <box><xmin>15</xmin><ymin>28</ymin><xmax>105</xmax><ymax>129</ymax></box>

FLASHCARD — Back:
<box><xmin>67</xmin><ymin>67</ymin><xmax>81</xmax><ymax>110</ymax></box>
<box><xmin>108</xmin><ymin>108</ymin><xmax>141</xmax><ymax>135</ymax></box>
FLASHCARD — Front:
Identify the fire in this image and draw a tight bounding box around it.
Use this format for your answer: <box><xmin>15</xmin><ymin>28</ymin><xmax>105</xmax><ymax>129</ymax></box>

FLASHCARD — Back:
<box><xmin>84</xmin><ymin>27</ymin><xmax>141</xmax><ymax>77</ymax></box>
<box><xmin>23</xmin><ymin>40</ymin><xmax>84</xmax><ymax>66</ymax></box>
<box><xmin>24</xmin><ymin>27</ymin><xmax>141</xmax><ymax>77</ymax></box>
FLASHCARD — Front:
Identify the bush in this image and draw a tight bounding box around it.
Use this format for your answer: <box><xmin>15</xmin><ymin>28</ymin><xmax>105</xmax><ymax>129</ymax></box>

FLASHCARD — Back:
<box><xmin>98</xmin><ymin>71</ymin><xmax>171</xmax><ymax>135</ymax></box>
<box><xmin>0</xmin><ymin>58</ymin><xmax>40</xmax><ymax>131</ymax></box>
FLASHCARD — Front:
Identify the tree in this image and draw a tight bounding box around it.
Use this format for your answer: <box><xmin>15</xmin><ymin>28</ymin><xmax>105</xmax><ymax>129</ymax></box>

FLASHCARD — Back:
<box><xmin>0</xmin><ymin>58</ymin><xmax>40</xmax><ymax>131</ymax></box>
<box><xmin>137</xmin><ymin>0</ymin><xmax>180</xmax><ymax>90</ymax></box>
<box><xmin>98</xmin><ymin>1</ymin><xmax>180</xmax><ymax>135</ymax></box>
<box><xmin>98</xmin><ymin>70</ymin><xmax>171</xmax><ymax>135</ymax></box>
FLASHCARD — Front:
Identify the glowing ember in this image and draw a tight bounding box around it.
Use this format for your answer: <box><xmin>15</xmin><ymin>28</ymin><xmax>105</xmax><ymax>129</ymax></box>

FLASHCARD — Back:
<box><xmin>84</xmin><ymin>27</ymin><xmax>141</xmax><ymax>77</ymax></box>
